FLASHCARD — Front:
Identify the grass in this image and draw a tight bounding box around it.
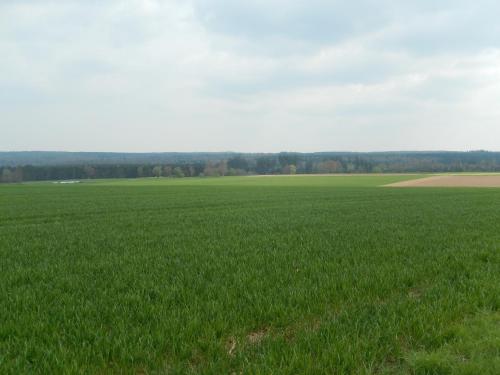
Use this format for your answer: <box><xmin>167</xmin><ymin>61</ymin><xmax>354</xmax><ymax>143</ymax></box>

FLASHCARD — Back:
<box><xmin>0</xmin><ymin>175</ymin><xmax>499</xmax><ymax>374</ymax></box>
<box><xmin>80</xmin><ymin>174</ymin><xmax>425</xmax><ymax>187</ymax></box>
<box><xmin>403</xmin><ymin>312</ymin><xmax>500</xmax><ymax>374</ymax></box>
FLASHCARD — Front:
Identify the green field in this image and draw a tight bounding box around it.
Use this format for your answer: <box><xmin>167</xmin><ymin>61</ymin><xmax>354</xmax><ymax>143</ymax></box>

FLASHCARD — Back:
<box><xmin>1</xmin><ymin>175</ymin><xmax>499</xmax><ymax>374</ymax></box>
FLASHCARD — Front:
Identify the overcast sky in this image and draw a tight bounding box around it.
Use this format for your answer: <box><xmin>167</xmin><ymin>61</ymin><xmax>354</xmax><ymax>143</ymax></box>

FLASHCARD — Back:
<box><xmin>1</xmin><ymin>0</ymin><xmax>500</xmax><ymax>152</ymax></box>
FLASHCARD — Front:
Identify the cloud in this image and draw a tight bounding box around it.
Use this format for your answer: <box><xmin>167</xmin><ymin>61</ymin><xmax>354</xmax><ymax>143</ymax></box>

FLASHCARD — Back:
<box><xmin>1</xmin><ymin>0</ymin><xmax>500</xmax><ymax>152</ymax></box>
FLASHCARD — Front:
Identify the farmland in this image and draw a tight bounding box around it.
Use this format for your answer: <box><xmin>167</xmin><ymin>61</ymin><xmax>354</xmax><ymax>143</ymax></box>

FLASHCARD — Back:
<box><xmin>1</xmin><ymin>175</ymin><xmax>499</xmax><ymax>374</ymax></box>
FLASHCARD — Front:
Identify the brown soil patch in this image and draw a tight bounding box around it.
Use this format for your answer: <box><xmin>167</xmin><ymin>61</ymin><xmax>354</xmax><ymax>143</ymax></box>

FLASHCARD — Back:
<box><xmin>386</xmin><ymin>175</ymin><xmax>500</xmax><ymax>187</ymax></box>
<box><xmin>226</xmin><ymin>337</ymin><xmax>237</xmax><ymax>356</ymax></box>
<box><xmin>247</xmin><ymin>329</ymin><xmax>268</xmax><ymax>345</ymax></box>
<box><xmin>251</xmin><ymin>173</ymin><xmax>419</xmax><ymax>177</ymax></box>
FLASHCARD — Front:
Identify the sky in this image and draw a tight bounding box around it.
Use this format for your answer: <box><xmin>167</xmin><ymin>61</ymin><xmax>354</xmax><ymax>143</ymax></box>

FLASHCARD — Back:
<box><xmin>1</xmin><ymin>0</ymin><xmax>500</xmax><ymax>152</ymax></box>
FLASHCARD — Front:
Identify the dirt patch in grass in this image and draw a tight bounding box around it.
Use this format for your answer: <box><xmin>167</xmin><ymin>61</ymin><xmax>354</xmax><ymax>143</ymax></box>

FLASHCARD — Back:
<box><xmin>386</xmin><ymin>175</ymin><xmax>500</xmax><ymax>187</ymax></box>
<box><xmin>226</xmin><ymin>337</ymin><xmax>237</xmax><ymax>357</ymax></box>
<box><xmin>247</xmin><ymin>328</ymin><xmax>269</xmax><ymax>345</ymax></box>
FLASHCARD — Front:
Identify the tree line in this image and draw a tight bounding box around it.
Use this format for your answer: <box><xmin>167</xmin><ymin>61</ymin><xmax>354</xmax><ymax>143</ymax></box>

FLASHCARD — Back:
<box><xmin>2</xmin><ymin>151</ymin><xmax>500</xmax><ymax>183</ymax></box>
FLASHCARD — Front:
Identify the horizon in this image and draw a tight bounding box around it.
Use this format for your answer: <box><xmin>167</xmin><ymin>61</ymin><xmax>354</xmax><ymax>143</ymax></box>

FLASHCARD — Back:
<box><xmin>0</xmin><ymin>149</ymin><xmax>500</xmax><ymax>154</ymax></box>
<box><xmin>1</xmin><ymin>149</ymin><xmax>499</xmax><ymax>155</ymax></box>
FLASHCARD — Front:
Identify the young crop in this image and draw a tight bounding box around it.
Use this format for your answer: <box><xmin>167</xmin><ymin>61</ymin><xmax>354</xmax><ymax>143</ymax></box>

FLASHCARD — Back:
<box><xmin>0</xmin><ymin>176</ymin><xmax>499</xmax><ymax>374</ymax></box>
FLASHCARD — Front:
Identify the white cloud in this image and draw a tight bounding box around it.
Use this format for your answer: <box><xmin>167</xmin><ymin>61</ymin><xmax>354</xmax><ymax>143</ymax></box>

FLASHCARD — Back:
<box><xmin>1</xmin><ymin>0</ymin><xmax>500</xmax><ymax>151</ymax></box>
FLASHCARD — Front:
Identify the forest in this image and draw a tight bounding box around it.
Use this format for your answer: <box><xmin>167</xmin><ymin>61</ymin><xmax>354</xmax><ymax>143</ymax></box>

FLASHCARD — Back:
<box><xmin>1</xmin><ymin>151</ymin><xmax>500</xmax><ymax>182</ymax></box>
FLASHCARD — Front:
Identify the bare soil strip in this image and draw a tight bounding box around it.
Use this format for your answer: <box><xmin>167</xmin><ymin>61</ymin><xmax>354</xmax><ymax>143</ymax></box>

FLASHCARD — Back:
<box><xmin>386</xmin><ymin>175</ymin><xmax>500</xmax><ymax>187</ymax></box>
<box><xmin>251</xmin><ymin>173</ymin><xmax>419</xmax><ymax>177</ymax></box>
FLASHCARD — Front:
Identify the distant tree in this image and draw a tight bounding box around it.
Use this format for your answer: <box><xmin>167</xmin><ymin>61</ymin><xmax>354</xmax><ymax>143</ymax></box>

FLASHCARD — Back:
<box><xmin>256</xmin><ymin>156</ymin><xmax>278</xmax><ymax>174</ymax></box>
<box><xmin>305</xmin><ymin>160</ymin><xmax>314</xmax><ymax>174</ymax></box>
<box><xmin>188</xmin><ymin>166</ymin><xmax>196</xmax><ymax>177</ymax></box>
<box><xmin>316</xmin><ymin>160</ymin><xmax>342</xmax><ymax>173</ymax></box>
<box><xmin>278</xmin><ymin>153</ymin><xmax>300</xmax><ymax>168</ymax></box>
<box><xmin>152</xmin><ymin>165</ymin><xmax>162</xmax><ymax>177</ymax></box>
<box><xmin>7</xmin><ymin>151</ymin><xmax>500</xmax><ymax>183</ymax></box>
<box><xmin>163</xmin><ymin>165</ymin><xmax>172</xmax><ymax>177</ymax></box>
<box><xmin>1</xmin><ymin>168</ymin><xmax>12</xmax><ymax>183</ymax></box>
<box><xmin>173</xmin><ymin>167</ymin><xmax>185</xmax><ymax>178</ymax></box>
<box><xmin>217</xmin><ymin>160</ymin><xmax>228</xmax><ymax>176</ymax></box>
<box><xmin>203</xmin><ymin>161</ymin><xmax>219</xmax><ymax>177</ymax></box>
<box><xmin>345</xmin><ymin>162</ymin><xmax>356</xmax><ymax>173</ymax></box>
<box><xmin>12</xmin><ymin>167</ymin><xmax>23</xmax><ymax>182</ymax></box>
<box><xmin>142</xmin><ymin>165</ymin><xmax>153</xmax><ymax>177</ymax></box>
<box><xmin>227</xmin><ymin>156</ymin><xmax>248</xmax><ymax>171</ymax></box>
<box><xmin>296</xmin><ymin>160</ymin><xmax>307</xmax><ymax>173</ymax></box>
<box><xmin>83</xmin><ymin>165</ymin><xmax>96</xmax><ymax>179</ymax></box>
<box><xmin>281</xmin><ymin>164</ymin><xmax>297</xmax><ymax>175</ymax></box>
